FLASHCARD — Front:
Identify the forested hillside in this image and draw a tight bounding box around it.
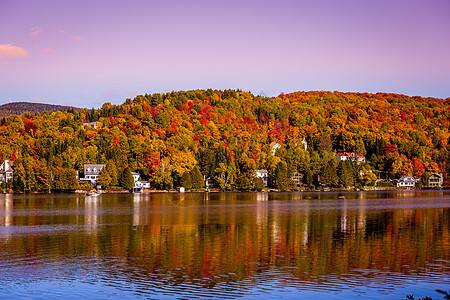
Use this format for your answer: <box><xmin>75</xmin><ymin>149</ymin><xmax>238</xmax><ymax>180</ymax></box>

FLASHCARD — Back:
<box><xmin>0</xmin><ymin>90</ymin><xmax>449</xmax><ymax>192</ymax></box>
<box><xmin>0</xmin><ymin>102</ymin><xmax>79</xmax><ymax>118</ymax></box>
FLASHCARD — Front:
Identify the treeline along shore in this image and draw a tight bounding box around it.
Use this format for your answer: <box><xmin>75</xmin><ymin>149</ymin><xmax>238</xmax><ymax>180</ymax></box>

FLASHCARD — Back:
<box><xmin>0</xmin><ymin>89</ymin><xmax>449</xmax><ymax>193</ymax></box>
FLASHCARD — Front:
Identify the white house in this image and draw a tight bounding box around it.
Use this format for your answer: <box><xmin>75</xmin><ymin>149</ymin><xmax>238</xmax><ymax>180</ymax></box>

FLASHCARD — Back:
<box><xmin>397</xmin><ymin>174</ymin><xmax>419</xmax><ymax>188</ymax></box>
<box><xmin>0</xmin><ymin>160</ymin><xmax>14</xmax><ymax>182</ymax></box>
<box><xmin>301</xmin><ymin>138</ymin><xmax>307</xmax><ymax>151</ymax></box>
<box><xmin>336</xmin><ymin>152</ymin><xmax>365</xmax><ymax>164</ymax></box>
<box><xmin>131</xmin><ymin>172</ymin><xmax>140</xmax><ymax>182</ymax></box>
<box><xmin>256</xmin><ymin>169</ymin><xmax>269</xmax><ymax>187</ymax></box>
<box><xmin>135</xmin><ymin>180</ymin><xmax>150</xmax><ymax>188</ymax></box>
<box><xmin>80</xmin><ymin>164</ymin><xmax>106</xmax><ymax>185</ymax></box>
<box><xmin>83</xmin><ymin>122</ymin><xmax>97</xmax><ymax>128</ymax></box>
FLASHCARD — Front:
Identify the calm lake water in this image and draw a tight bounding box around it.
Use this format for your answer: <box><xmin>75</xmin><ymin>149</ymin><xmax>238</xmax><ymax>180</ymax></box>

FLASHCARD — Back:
<box><xmin>0</xmin><ymin>191</ymin><xmax>449</xmax><ymax>299</ymax></box>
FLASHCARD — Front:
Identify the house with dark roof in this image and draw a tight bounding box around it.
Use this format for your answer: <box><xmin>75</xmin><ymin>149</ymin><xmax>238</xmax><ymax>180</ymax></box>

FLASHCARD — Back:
<box><xmin>428</xmin><ymin>173</ymin><xmax>443</xmax><ymax>187</ymax></box>
<box><xmin>81</xmin><ymin>164</ymin><xmax>106</xmax><ymax>185</ymax></box>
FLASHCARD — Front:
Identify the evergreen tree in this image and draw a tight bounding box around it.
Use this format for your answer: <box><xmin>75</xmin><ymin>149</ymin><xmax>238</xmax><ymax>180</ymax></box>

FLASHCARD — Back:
<box><xmin>97</xmin><ymin>169</ymin><xmax>112</xmax><ymax>189</ymax></box>
<box><xmin>180</xmin><ymin>171</ymin><xmax>192</xmax><ymax>189</ymax></box>
<box><xmin>274</xmin><ymin>161</ymin><xmax>290</xmax><ymax>191</ymax></box>
<box><xmin>254</xmin><ymin>177</ymin><xmax>265</xmax><ymax>191</ymax></box>
<box><xmin>320</xmin><ymin>160</ymin><xmax>338</xmax><ymax>187</ymax></box>
<box><xmin>13</xmin><ymin>163</ymin><xmax>26</xmax><ymax>192</ymax></box>
<box><xmin>236</xmin><ymin>171</ymin><xmax>253</xmax><ymax>191</ymax></box>
<box><xmin>305</xmin><ymin>168</ymin><xmax>314</xmax><ymax>188</ymax></box>
<box><xmin>235</xmin><ymin>154</ymin><xmax>256</xmax><ymax>191</ymax></box>
<box><xmin>337</xmin><ymin>160</ymin><xmax>354</xmax><ymax>187</ymax></box>
<box><xmin>190</xmin><ymin>166</ymin><xmax>204</xmax><ymax>189</ymax></box>
<box><xmin>119</xmin><ymin>166</ymin><xmax>134</xmax><ymax>190</ymax></box>
<box><xmin>106</xmin><ymin>160</ymin><xmax>119</xmax><ymax>186</ymax></box>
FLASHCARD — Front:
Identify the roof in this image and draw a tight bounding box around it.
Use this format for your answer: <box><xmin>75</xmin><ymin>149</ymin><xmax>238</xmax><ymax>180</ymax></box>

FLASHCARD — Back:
<box><xmin>429</xmin><ymin>173</ymin><xmax>442</xmax><ymax>178</ymax></box>
<box><xmin>84</xmin><ymin>164</ymin><xmax>106</xmax><ymax>175</ymax></box>
<box><xmin>336</xmin><ymin>152</ymin><xmax>365</xmax><ymax>157</ymax></box>
<box><xmin>399</xmin><ymin>174</ymin><xmax>415</xmax><ymax>181</ymax></box>
<box><xmin>0</xmin><ymin>160</ymin><xmax>13</xmax><ymax>172</ymax></box>
<box><xmin>256</xmin><ymin>169</ymin><xmax>268</xmax><ymax>174</ymax></box>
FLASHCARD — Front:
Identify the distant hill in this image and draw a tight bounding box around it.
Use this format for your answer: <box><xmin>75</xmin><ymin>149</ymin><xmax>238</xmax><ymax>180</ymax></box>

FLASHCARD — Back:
<box><xmin>0</xmin><ymin>102</ymin><xmax>80</xmax><ymax>118</ymax></box>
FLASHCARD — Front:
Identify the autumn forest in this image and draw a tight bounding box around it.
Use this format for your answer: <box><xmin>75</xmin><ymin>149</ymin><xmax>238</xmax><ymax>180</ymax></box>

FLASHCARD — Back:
<box><xmin>1</xmin><ymin>89</ymin><xmax>449</xmax><ymax>192</ymax></box>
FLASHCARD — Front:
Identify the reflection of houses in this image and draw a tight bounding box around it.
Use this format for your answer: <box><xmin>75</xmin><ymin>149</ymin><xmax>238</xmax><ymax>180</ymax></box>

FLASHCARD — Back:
<box><xmin>256</xmin><ymin>169</ymin><xmax>269</xmax><ymax>187</ymax></box>
<box><xmin>0</xmin><ymin>160</ymin><xmax>14</xmax><ymax>183</ymax></box>
<box><xmin>397</xmin><ymin>174</ymin><xmax>419</xmax><ymax>188</ymax></box>
<box><xmin>336</xmin><ymin>152</ymin><xmax>365</xmax><ymax>164</ymax></box>
<box><xmin>80</xmin><ymin>164</ymin><xmax>106</xmax><ymax>185</ymax></box>
<box><xmin>270</xmin><ymin>142</ymin><xmax>281</xmax><ymax>155</ymax></box>
<box><xmin>291</xmin><ymin>172</ymin><xmax>304</xmax><ymax>186</ymax></box>
<box><xmin>428</xmin><ymin>173</ymin><xmax>443</xmax><ymax>187</ymax></box>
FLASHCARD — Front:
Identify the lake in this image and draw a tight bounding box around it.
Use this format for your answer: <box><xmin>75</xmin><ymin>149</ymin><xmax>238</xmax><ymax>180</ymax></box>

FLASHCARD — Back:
<box><xmin>0</xmin><ymin>191</ymin><xmax>449</xmax><ymax>299</ymax></box>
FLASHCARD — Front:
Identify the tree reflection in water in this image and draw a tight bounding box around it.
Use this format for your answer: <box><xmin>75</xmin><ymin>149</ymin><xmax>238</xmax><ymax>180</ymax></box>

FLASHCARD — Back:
<box><xmin>0</xmin><ymin>191</ymin><xmax>448</xmax><ymax>299</ymax></box>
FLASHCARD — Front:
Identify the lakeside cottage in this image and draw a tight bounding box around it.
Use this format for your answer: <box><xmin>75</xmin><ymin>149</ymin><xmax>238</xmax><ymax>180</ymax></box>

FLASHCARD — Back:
<box><xmin>82</xmin><ymin>122</ymin><xmax>98</xmax><ymax>129</ymax></box>
<box><xmin>80</xmin><ymin>164</ymin><xmax>106</xmax><ymax>185</ymax></box>
<box><xmin>291</xmin><ymin>172</ymin><xmax>304</xmax><ymax>187</ymax></box>
<box><xmin>397</xmin><ymin>174</ymin><xmax>419</xmax><ymax>188</ymax></box>
<box><xmin>134</xmin><ymin>180</ymin><xmax>150</xmax><ymax>189</ymax></box>
<box><xmin>0</xmin><ymin>160</ymin><xmax>14</xmax><ymax>183</ymax></box>
<box><xmin>131</xmin><ymin>172</ymin><xmax>140</xmax><ymax>182</ymax></box>
<box><xmin>335</xmin><ymin>152</ymin><xmax>366</xmax><ymax>164</ymax></box>
<box><xmin>428</xmin><ymin>173</ymin><xmax>443</xmax><ymax>187</ymax></box>
<box><xmin>256</xmin><ymin>169</ymin><xmax>269</xmax><ymax>187</ymax></box>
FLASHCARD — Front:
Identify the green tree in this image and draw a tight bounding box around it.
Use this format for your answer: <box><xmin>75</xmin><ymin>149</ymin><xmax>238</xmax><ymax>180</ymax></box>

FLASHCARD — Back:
<box><xmin>190</xmin><ymin>166</ymin><xmax>204</xmax><ymax>189</ymax></box>
<box><xmin>152</xmin><ymin>159</ymin><xmax>173</xmax><ymax>190</ymax></box>
<box><xmin>337</xmin><ymin>160</ymin><xmax>354</xmax><ymax>188</ymax></box>
<box><xmin>119</xmin><ymin>166</ymin><xmax>134</xmax><ymax>190</ymax></box>
<box><xmin>13</xmin><ymin>162</ymin><xmax>26</xmax><ymax>192</ymax></box>
<box><xmin>97</xmin><ymin>168</ymin><xmax>112</xmax><ymax>189</ymax></box>
<box><xmin>214</xmin><ymin>162</ymin><xmax>236</xmax><ymax>191</ymax></box>
<box><xmin>180</xmin><ymin>171</ymin><xmax>192</xmax><ymax>190</ymax></box>
<box><xmin>106</xmin><ymin>160</ymin><xmax>119</xmax><ymax>186</ymax></box>
<box><xmin>235</xmin><ymin>154</ymin><xmax>256</xmax><ymax>191</ymax></box>
<box><xmin>320</xmin><ymin>160</ymin><xmax>338</xmax><ymax>187</ymax></box>
<box><xmin>254</xmin><ymin>176</ymin><xmax>265</xmax><ymax>191</ymax></box>
<box><xmin>274</xmin><ymin>161</ymin><xmax>290</xmax><ymax>191</ymax></box>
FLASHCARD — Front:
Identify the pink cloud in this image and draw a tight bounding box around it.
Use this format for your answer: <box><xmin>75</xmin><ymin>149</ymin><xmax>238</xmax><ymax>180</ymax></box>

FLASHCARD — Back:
<box><xmin>42</xmin><ymin>48</ymin><xmax>56</xmax><ymax>53</ymax></box>
<box><xmin>59</xmin><ymin>30</ymin><xmax>82</xmax><ymax>41</ymax></box>
<box><xmin>0</xmin><ymin>44</ymin><xmax>29</xmax><ymax>58</ymax></box>
<box><xmin>30</xmin><ymin>26</ymin><xmax>42</xmax><ymax>36</ymax></box>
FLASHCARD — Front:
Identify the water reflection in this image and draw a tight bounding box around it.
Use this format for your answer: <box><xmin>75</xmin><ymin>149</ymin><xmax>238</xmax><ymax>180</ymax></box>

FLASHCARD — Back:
<box><xmin>0</xmin><ymin>191</ymin><xmax>449</xmax><ymax>299</ymax></box>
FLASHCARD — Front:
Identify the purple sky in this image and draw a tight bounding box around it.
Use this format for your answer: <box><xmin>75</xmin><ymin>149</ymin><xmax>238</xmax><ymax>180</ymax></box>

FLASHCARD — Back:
<box><xmin>1</xmin><ymin>0</ymin><xmax>449</xmax><ymax>108</ymax></box>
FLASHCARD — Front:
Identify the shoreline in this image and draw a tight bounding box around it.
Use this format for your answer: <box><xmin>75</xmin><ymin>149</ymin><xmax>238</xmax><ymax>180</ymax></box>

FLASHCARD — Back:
<box><xmin>1</xmin><ymin>187</ymin><xmax>447</xmax><ymax>195</ymax></box>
